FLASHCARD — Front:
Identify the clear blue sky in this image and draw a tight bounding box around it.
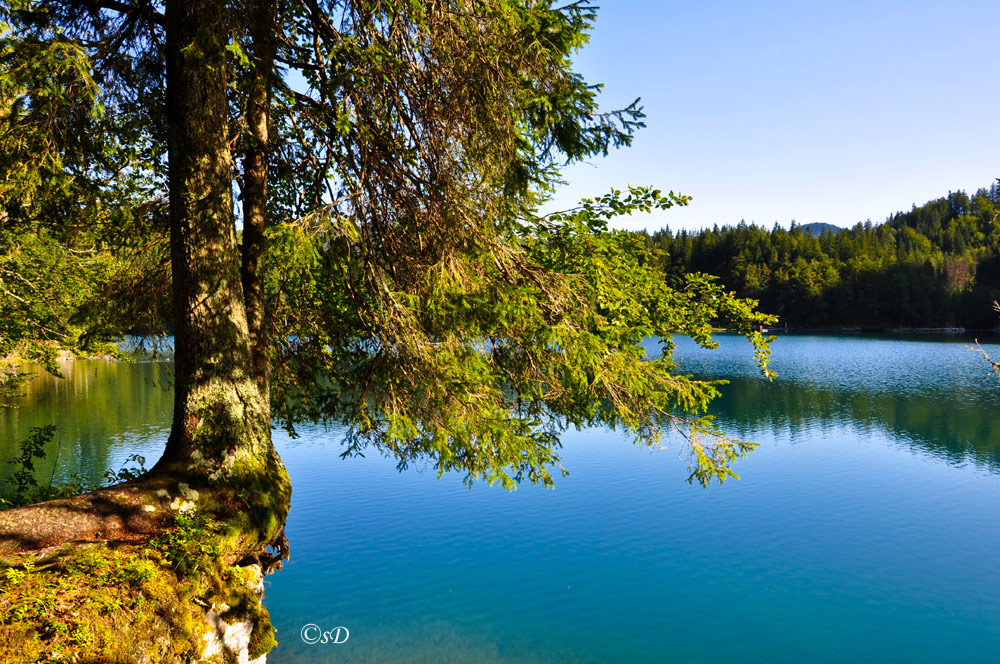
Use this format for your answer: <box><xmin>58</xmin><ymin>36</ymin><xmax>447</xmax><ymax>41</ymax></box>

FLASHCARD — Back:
<box><xmin>546</xmin><ymin>0</ymin><xmax>1000</xmax><ymax>232</ymax></box>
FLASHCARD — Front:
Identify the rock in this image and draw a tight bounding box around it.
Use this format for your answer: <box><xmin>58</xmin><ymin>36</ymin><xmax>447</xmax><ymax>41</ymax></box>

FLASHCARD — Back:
<box><xmin>201</xmin><ymin>564</ymin><xmax>268</xmax><ymax>664</ymax></box>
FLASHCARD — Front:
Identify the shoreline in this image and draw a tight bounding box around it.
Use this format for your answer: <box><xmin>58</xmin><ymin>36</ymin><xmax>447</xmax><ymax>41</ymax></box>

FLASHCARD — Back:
<box><xmin>749</xmin><ymin>327</ymin><xmax>997</xmax><ymax>336</ymax></box>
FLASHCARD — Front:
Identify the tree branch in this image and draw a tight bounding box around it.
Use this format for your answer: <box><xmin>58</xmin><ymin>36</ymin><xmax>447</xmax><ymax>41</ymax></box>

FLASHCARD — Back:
<box><xmin>77</xmin><ymin>0</ymin><xmax>165</xmax><ymax>28</ymax></box>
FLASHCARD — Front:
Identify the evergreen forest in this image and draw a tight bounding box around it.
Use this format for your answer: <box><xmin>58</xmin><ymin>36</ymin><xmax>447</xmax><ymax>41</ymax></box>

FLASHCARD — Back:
<box><xmin>646</xmin><ymin>183</ymin><xmax>1000</xmax><ymax>330</ymax></box>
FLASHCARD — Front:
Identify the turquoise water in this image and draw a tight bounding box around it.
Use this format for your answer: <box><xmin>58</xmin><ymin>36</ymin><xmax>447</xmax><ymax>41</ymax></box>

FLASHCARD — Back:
<box><xmin>3</xmin><ymin>335</ymin><xmax>1000</xmax><ymax>662</ymax></box>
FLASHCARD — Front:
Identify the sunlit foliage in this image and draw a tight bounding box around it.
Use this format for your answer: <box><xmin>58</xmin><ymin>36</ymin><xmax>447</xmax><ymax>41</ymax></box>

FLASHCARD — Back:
<box><xmin>1</xmin><ymin>0</ymin><xmax>774</xmax><ymax>484</ymax></box>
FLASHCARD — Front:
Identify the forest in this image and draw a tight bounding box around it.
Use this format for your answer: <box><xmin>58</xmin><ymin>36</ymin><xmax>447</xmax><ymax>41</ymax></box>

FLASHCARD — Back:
<box><xmin>645</xmin><ymin>182</ymin><xmax>1000</xmax><ymax>330</ymax></box>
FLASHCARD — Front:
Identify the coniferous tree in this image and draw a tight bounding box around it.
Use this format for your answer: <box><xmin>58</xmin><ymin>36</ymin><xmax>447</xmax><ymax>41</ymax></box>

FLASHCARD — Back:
<box><xmin>0</xmin><ymin>0</ymin><xmax>775</xmax><ymax>585</ymax></box>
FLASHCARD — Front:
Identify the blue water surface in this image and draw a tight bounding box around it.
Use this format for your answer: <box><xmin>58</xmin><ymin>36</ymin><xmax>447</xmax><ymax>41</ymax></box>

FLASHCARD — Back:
<box><xmin>3</xmin><ymin>334</ymin><xmax>1000</xmax><ymax>662</ymax></box>
<box><xmin>264</xmin><ymin>335</ymin><xmax>1000</xmax><ymax>663</ymax></box>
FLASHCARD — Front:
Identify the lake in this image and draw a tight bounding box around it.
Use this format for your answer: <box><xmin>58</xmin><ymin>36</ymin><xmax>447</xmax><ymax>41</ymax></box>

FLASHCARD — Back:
<box><xmin>3</xmin><ymin>335</ymin><xmax>1000</xmax><ymax>662</ymax></box>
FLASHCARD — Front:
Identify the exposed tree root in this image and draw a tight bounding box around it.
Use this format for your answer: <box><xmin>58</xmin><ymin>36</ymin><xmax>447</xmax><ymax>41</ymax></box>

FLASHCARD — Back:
<box><xmin>0</xmin><ymin>477</ymin><xmax>176</xmax><ymax>555</ymax></box>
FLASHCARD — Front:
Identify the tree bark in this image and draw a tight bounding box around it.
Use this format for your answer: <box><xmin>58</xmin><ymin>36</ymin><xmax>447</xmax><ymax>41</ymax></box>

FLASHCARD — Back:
<box><xmin>158</xmin><ymin>0</ymin><xmax>289</xmax><ymax>540</ymax></box>
<box><xmin>241</xmin><ymin>0</ymin><xmax>277</xmax><ymax>404</ymax></box>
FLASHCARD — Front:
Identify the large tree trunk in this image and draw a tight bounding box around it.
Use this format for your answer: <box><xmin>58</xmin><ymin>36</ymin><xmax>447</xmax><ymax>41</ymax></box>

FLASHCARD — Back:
<box><xmin>156</xmin><ymin>0</ymin><xmax>289</xmax><ymax>544</ymax></box>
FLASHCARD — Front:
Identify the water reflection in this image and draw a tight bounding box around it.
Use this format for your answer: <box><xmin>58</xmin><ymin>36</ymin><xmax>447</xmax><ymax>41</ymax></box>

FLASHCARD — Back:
<box><xmin>0</xmin><ymin>360</ymin><xmax>172</xmax><ymax>486</ymax></box>
<box><xmin>712</xmin><ymin>376</ymin><xmax>999</xmax><ymax>470</ymax></box>
<box><xmin>2</xmin><ymin>334</ymin><xmax>999</xmax><ymax>486</ymax></box>
<box><xmin>667</xmin><ymin>333</ymin><xmax>1000</xmax><ymax>473</ymax></box>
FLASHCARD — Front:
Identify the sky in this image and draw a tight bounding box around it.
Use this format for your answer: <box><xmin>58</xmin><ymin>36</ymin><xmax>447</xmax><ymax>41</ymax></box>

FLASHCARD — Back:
<box><xmin>545</xmin><ymin>0</ymin><xmax>1000</xmax><ymax>233</ymax></box>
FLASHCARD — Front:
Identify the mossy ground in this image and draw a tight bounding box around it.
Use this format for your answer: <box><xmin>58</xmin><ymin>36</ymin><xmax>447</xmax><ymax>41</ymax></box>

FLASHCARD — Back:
<box><xmin>0</xmin><ymin>416</ymin><xmax>290</xmax><ymax>663</ymax></box>
<box><xmin>0</xmin><ymin>510</ymin><xmax>277</xmax><ymax>663</ymax></box>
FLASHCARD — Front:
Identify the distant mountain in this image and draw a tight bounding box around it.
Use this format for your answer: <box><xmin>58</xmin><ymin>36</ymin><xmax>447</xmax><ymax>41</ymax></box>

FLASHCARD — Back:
<box><xmin>800</xmin><ymin>222</ymin><xmax>843</xmax><ymax>235</ymax></box>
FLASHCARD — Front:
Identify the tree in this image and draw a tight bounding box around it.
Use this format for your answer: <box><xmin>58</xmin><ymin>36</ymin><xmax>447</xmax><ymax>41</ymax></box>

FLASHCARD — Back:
<box><xmin>0</xmin><ymin>1</ymin><xmax>774</xmax><ymax>659</ymax></box>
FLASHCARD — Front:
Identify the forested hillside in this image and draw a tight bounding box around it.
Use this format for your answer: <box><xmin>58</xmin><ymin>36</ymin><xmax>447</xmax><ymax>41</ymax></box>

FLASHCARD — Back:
<box><xmin>647</xmin><ymin>183</ymin><xmax>1000</xmax><ymax>330</ymax></box>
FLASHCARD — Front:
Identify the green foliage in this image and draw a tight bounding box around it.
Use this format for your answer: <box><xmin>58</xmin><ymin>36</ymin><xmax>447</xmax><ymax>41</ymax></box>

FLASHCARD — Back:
<box><xmin>150</xmin><ymin>510</ymin><xmax>222</xmax><ymax>578</ymax></box>
<box><xmin>0</xmin><ymin>0</ymin><xmax>168</xmax><ymax>389</ymax></box>
<box><xmin>2</xmin><ymin>425</ymin><xmax>56</xmax><ymax>507</ymax></box>
<box><xmin>0</xmin><ymin>228</ymin><xmax>127</xmax><ymax>384</ymax></box>
<box><xmin>0</xmin><ymin>359</ymin><xmax>31</xmax><ymax>407</ymax></box>
<box><xmin>102</xmin><ymin>454</ymin><xmax>147</xmax><ymax>486</ymax></box>
<box><xmin>269</xmin><ymin>186</ymin><xmax>775</xmax><ymax>486</ymax></box>
<box><xmin>270</xmin><ymin>0</ymin><xmax>644</xmax><ymax>223</ymax></box>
